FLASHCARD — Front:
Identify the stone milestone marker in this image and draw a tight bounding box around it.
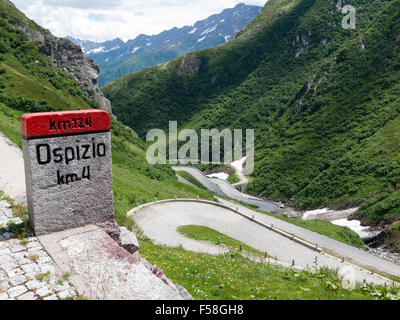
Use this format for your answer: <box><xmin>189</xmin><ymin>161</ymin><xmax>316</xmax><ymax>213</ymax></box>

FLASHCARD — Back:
<box><xmin>21</xmin><ymin>110</ymin><xmax>120</xmax><ymax>239</ymax></box>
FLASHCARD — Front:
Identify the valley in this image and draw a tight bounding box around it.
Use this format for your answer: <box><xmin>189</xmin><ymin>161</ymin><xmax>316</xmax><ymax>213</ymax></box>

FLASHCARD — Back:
<box><xmin>0</xmin><ymin>0</ymin><xmax>399</xmax><ymax>301</ymax></box>
<box><xmin>103</xmin><ymin>0</ymin><xmax>400</xmax><ymax>241</ymax></box>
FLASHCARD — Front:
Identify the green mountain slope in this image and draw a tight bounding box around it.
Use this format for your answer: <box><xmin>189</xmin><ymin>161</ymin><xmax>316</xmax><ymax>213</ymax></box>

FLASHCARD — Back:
<box><xmin>0</xmin><ymin>2</ymin><xmax>93</xmax><ymax>112</ymax></box>
<box><xmin>104</xmin><ymin>0</ymin><xmax>400</xmax><ymax>227</ymax></box>
<box><xmin>99</xmin><ymin>48</ymin><xmax>180</xmax><ymax>87</ymax></box>
<box><xmin>0</xmin><ymin>0</ymin><xmax>214</xmax><ymax>229</ymax></box>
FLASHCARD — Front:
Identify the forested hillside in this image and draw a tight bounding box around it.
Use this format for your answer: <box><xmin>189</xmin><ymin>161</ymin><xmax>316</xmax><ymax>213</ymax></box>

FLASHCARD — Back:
<box><xmin>104</xmin><ymin>0</ymin><xmax>400</xmax><ymax>227</ymax></box>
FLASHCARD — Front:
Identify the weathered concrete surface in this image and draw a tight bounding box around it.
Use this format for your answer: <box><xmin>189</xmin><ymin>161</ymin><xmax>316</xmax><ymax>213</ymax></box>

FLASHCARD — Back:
<box><xmin>23</xmin><ymin>132</ymin><xmax>119</xmax><ymax>240</ymax></box>
<box><xmin>38</xmin><ymin>225</ymin><xmax>186</xmax><ymax>300</ymax></box>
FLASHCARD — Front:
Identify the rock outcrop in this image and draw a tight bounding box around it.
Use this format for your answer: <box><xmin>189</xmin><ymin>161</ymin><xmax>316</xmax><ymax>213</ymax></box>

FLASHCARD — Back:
<box><xmin>366</xmin><ymin>226</ymin><xmax>399</xmax><ymax>254</ymax></box>
<box><xmin>177</xmin><ymin>54</ymin><xmax>201</xmax><ymax>76</ymax></box>
<box><xmin>19</xmin><ymin>27</ymin><xmax>112</xmax><ymax>113</ymax></box>
<box><xmin>2</xmin><ymin>0</ymin><xmax>112</xmax><ymax>113</ymax></box>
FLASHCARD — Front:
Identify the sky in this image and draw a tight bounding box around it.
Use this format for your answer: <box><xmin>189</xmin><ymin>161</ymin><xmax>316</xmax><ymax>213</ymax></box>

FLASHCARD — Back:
<box><xmin>12</xmin><ymin>0</ymin><xmax>267</xmax><ymax>42</ymax></box>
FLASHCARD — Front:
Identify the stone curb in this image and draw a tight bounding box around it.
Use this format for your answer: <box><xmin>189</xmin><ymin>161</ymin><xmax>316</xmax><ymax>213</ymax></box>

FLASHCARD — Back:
<box><xmin>127</xmin><ymin>199</ymin><xmax>322</xmax><ymax>254</ymax></box>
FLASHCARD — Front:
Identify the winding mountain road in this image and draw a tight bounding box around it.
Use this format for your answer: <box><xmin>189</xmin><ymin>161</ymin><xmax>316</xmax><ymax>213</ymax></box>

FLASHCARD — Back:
<box><xmin>130</xmin><ymin>200</ymin><xmax>398</xmax><ymax>285</ymax></box>
<box><xmin>211</xmin><ymin>178</ymin><xmax>281</xmax><ymax>214</ymax></box>
<box><xmin>170</xmin><ymin>166</ymin><xmax>400</xmax><ymax>278</ymax></box>
<box><xmin>217</xmin><ymin>198</ymin><xmax>400</xmax><ymax>278</ymax></box>
<box><xmin>1</xmin><ymin>131</ymin><xmax>398</xmax><ymax>283</ymax></box>
<box><xmin>173</xmin><ymin>166</ymin><xmax>281</xmax><ymax>214</ymax></box>
<box><xmin>173</xmin><ymin>166</ymin><xmax>226</xmax><ymax>196</ymax></box>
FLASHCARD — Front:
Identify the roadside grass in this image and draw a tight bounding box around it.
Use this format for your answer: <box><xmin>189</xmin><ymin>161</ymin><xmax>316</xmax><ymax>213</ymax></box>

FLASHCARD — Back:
<box><xmin>387</xmin><ymin>222</ymin><xmax>400</xmax><ymax>253</ymax></box>
<box><xmin>106</xmin><ymin>121</ymin><xmax>216</xmax><ymax>229</ymax></box>
<box><xmin>0</xmin><ymin>67</ymin><xmax>220</xmax><ymax>239</ymax></box>
<box><xmin>177</xmin><ymin>225</ymin><xmax>265</xmax><ymax>257</ymax></box>
<box><xmin>227</xmin><ymin>172</ymin><xmax>240</xmax><ymax>184</ymax></box>
<box><xmin>270</xmin><ymin>215</ymin><xmax>366</xmax><ymax>249</ymax></box>
<box><xmin>0</xmin><ymin>118</ymin><xmax>396</xmax><ymax>300</ymax></box>
<box><xmin>0</xmin><ymin>14</ymin><xmax>218</xmax><ymax>236</ymax></box>
<box><xmin>0</xmin><ymin>189</ymin><xmax>32</xmax><ymax>239</ymax></box>
<box><xmin>139</xmin><ymin>239</ymin><xmax>399</xmax><ymax>300</ymax></box>
<box><xmin>0</xmin><ymin>103</ymin><xmax>23</xmax><ymax>147</ymax></box>
<box><xmin>176</xmin><ymin>171</ymin><xmax>208</xmax><ymax>190</ymax></box>
<box><xmin>0</xmin><ymin>188</ymin><xmax>26</xmax><ymax>218</ymax></box>
<box><xmin>113</xmin><ymin>165</ymin><xmax>214</xmax><ymax>229</ymax></box>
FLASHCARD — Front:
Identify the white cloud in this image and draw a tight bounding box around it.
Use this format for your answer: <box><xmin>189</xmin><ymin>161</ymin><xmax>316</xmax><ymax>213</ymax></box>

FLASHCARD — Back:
<box><xmin>41</xmin><ymin>0</ymin><xmax>124</xmax><ymax>10</ymax></box>
<box><xmin>10</xmin><ymin>0</ymin><xmax>267</xmax><ymax>42</ymax></box>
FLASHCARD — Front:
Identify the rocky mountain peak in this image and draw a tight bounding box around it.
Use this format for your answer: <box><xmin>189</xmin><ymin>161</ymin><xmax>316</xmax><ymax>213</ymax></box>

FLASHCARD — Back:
<box><xmin>21</xmin><ymin>27</ymin><xmax>112</xmax><ymax>113</ymax></box>
<box><xmin>70</xmin><ymin>3</ymin><xmax>262</xmax><ymax>86</ymax></box>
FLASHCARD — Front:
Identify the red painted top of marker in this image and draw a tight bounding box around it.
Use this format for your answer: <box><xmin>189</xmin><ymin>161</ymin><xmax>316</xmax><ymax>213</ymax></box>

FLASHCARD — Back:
<box><xmin>21</xmin><ymin>110</ymin><xmax>110</xmax><ymax>139</ymax></box>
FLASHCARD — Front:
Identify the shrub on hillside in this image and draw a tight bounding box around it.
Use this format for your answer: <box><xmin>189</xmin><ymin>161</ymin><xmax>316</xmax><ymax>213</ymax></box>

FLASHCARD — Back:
<box><xmin>0</xmin><ymin>95</ymin><xmax>51</xmax><ymax>113</ymax></box>
<box><xmin>0</xmin><ymin>41</ymin><xmax>8</xmax><ymax>54</ymax></box>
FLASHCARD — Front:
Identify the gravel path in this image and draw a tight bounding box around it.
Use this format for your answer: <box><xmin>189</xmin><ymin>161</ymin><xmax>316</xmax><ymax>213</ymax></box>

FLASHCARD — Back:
<box><xmin>132</xmin><ymin>201</ymin><xmax>395</xmax><ymax>286</ymax></box>
<box><xmin>0</xmin><ymin>133</ymin><xmax>26</xmax><ymax>204</ymax></box>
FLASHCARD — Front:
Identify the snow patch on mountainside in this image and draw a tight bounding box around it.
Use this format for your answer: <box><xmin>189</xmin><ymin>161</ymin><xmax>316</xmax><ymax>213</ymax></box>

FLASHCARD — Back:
<box><xmin>87</xmin><ymin>47</ymin><xmax>105</xmax><ymax>54</ymax></box>
<box><xmin>207</xmin><ymin>172</ymin><xmax>229</xmax><ymax>180</ymax></box>
<box><xmin>132</xmin><ymin>46</ymin><xmax>141</xmax><ymax>54</ymax></box>
<box><xmin>69</xmin><ymin>4</ymin><xmax>263</xmax><ymax>86</ymax></box>
<box><xmin>201</xmin><ymin>25</ymin><xmax>217</xmax><ymax>35</ymax></box>
<box><xmin>105</xmin><ymin>46</ymin><xmax>120</xmax><ymax>52</ymax></box>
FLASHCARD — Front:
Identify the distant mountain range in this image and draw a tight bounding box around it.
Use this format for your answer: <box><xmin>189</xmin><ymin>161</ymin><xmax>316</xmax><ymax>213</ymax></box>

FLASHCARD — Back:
<box><xmin>68</xmin><ymin>3</ymin><xmax>262</xmax><ymax>86</ymax></box>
